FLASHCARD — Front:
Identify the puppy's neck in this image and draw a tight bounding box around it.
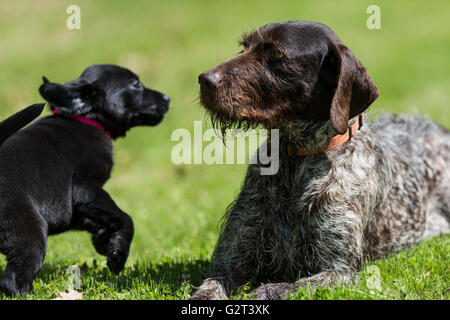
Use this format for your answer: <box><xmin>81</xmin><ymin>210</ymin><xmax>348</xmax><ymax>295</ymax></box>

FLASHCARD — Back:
<box><xmin>279</xmin><ymin>115</ymin><xmax>362</xmax><ymax>154</ymax></box>
<box><xmin>53</xmin><ymin>108</ymin><xmax>111</xmax><ymax>138</ymax></box>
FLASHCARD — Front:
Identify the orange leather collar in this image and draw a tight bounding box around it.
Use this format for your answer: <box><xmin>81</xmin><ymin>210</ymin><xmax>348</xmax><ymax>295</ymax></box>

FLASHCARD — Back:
<box><xmin>287</xmin><ymin>113</ymin><xmax>364</xmax><ymax>156</ymax></box>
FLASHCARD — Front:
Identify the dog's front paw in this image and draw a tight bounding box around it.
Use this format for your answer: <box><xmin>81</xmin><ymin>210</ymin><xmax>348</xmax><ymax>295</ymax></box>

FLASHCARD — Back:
<box><xmin>251</xmin><ymin>283</ymin><xmax>294</xmax><ymax>300</ymax></box>
<box><xmin>190</xmin><ymin>279</ymin><xmax>228</xmax><ymax>300</ymax></box>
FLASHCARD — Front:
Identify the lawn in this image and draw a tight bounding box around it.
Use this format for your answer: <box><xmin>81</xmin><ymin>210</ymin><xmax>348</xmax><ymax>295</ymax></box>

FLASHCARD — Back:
<box><xmin>0</xmin><ymin>0</ymin><xmax>448</xmax><ymax>300</ymax></box>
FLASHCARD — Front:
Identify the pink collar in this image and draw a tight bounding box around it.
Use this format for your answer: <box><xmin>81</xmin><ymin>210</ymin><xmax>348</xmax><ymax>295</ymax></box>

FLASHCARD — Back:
<box><xmin>53</xmin><ymin>108</ymin><xmax>111</xmax><ymax>138</ymax></box>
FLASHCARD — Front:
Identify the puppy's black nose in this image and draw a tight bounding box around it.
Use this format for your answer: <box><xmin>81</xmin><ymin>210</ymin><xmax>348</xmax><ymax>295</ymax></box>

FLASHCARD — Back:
<box><xmin>160</xmin><ymin>95</ymin><xmax>170</xmax><ymax>113</ymax></box>
<box><xmin>198</xmin><ymin>71</ymin><xmax>221</xmax><ymax>90</ymax></box>
<box><xmin>163</xmin><ymin>95</ymin><xmax>170</xmax><ymax>103</ymax></box>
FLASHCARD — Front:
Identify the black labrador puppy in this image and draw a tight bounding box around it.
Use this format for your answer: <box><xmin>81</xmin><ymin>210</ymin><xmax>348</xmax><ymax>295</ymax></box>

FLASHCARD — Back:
<box><xmin>0</xmin><ymin>64</ymin><xmax>169</xmax><ymax>295</ymax></box>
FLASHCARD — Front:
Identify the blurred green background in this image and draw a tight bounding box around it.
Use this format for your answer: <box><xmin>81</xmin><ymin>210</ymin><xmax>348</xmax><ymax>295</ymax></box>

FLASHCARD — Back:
<box><xmin>0</xmin><ymin>0</ymin><xmax>448</xmax><ymax>299</ymax></box>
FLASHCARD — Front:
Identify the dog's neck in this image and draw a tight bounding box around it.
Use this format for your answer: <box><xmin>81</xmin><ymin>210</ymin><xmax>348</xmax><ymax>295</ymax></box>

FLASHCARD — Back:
<box><xmin>279</xmin><ymin>114</ymin><xmax>363</xmax><ymax>155</ymax></box>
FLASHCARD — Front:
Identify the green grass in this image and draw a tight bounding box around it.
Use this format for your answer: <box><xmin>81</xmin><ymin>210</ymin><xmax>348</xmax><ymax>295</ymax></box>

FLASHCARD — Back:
<box><xmin>0</xmin><ymin>0</ymin><xmax>449</xmax><ymax>300</ymax></box>
<box><xmin>287</xmin><ymin>236</ymin><xmax>450</xmax><ymax>300</ymax></box>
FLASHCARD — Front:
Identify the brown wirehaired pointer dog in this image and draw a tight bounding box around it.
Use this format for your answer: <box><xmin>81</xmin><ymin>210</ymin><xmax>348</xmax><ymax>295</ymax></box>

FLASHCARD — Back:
<box><xmin>192</xmin><ymin>21</ymin><xmax>449</xmax><ymax>299</ymax></box>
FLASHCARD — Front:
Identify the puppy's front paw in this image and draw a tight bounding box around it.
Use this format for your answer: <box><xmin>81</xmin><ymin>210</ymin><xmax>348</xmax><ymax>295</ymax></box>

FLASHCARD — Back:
<box><xmin>92</xmin><ymin>229</ymin><xmax>109</xmax><ymax>256</ymax></box>
<box><xmin>107</xmin><ymin>249</ymin><xmax>127</xmax><ymax>274</ymax></box>
<box><xmin>106</xmin><ymin>233</ymin><xmax>131</xmax><ymax>274</ymax></box>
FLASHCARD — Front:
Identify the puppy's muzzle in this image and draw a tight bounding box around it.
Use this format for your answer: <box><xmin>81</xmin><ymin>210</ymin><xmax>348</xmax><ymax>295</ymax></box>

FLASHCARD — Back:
<box><xmin>125</xmin><ymin>99</ymin><xmax>169</xmax><ymax>127</ymax></box>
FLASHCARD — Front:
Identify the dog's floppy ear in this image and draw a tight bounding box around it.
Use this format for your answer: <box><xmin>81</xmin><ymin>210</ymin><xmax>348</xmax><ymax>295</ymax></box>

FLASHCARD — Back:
<box><xmin>39</xmin><ymin>76</ymin><xmax>104</xmax><ymax>115</ymax></box>
<box><xmin>323</xmin><ymin>44</ymin><xmax>379</xmax><ymax>134</ymax></box>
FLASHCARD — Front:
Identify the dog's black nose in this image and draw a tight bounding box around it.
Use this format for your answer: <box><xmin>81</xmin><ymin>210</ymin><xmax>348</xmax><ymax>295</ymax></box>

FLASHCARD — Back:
<box><xmin>198</xmin><ymin>71</ymin><xmax>221</xmax><ymax>90</ymax></box>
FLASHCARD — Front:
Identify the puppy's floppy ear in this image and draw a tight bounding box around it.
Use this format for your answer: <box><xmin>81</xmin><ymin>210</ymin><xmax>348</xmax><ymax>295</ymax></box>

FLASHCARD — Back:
<box><xmin>39</xmin><ymin>76</ymin><xmax>104</xmax><ymax>115</ymax></box>
<box><xmin>323</xmin><ymin>44</ymin><xmax>379</xmax><ymax>134</ymax></box>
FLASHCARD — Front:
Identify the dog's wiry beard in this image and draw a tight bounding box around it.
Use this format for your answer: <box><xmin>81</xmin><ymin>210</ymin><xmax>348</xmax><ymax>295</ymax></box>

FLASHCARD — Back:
<box><xmin>200</xmin><ymin>85</ymin><xmax>264</xmax><ymax>138</ymax></box>
<box><xmin>207</xmin><ymin>109</ymin><xmax>261</xmax><ymax>139</ymax></box>
<box><xmin>201</xmin><ymin>88</ymin><xmax>285</xmax><ymax>139</ymax></box>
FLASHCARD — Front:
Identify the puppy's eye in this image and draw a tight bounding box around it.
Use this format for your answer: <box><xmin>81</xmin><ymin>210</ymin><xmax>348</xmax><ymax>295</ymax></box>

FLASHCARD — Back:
<box><xmin>130</xmin><ymin>80</ymin><xmax>143</xmax><ymax>90</ymax></box>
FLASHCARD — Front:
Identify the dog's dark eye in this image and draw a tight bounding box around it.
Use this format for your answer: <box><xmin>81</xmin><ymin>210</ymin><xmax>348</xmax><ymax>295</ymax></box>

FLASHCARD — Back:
<box><xmin>269</xmin><ymin>47</ymin><xmax>285</xmax><ymax>61</ymax></box>
<box><xmin>130</xmin><ymin>80</ymin><xmax>143</xmax><ymax>90</ymax></box>
<box><xmin>263</xmin><ymin>43</ymin><xmax>284</xmax><ymax>61</ymax></box>
<box><xmin>273</xmin><ymin>50</ymin><xmax>284</xmax><ymax>60</ymax></box>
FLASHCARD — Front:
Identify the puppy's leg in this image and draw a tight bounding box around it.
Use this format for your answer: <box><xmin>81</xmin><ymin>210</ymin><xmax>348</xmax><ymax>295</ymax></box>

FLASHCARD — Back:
<box><xmin>71</xmin><ymin>185</ymin><xmax>134</xmax><ymax>274</ymax></box>
<box><xmin>0</xmin><ymin>210</ymin><xmax>47</xmax><ymax>295</ymax></box>
<box><xmin>251</xmin><ymin>270</ymin><xmax>358</xmax><ymax>300</ymax></box>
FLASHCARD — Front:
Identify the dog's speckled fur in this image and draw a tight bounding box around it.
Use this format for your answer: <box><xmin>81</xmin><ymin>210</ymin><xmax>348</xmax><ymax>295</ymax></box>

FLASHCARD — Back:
<box><xmin>192</xmin><ymin>21</ymin><xmax>450</xmax><ymax>300</ymax></box>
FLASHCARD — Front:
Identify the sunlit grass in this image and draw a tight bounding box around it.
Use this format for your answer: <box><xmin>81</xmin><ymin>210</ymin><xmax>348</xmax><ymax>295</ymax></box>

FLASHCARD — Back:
<box><xmin>0</xmin><ymin>0</ymin><xmax>448</xmax><ymax>299</ymax></box>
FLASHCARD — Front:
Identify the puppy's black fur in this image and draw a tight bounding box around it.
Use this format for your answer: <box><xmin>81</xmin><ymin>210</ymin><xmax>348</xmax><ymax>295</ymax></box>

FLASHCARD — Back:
<box><xmin>0</xmin><ymin>64</ymin><xmax>169</xmax><ymax>295</ymax></box>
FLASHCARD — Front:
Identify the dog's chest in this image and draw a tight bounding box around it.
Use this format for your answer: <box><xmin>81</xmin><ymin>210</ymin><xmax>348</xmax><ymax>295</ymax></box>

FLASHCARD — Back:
<box><xmin>240</xmin><ymin>152</ymin><xmax>378</xmax><ymax>279</ymax></box>
<box><xmin>241</xmin><ymin>158</ymin><xmax>337</xmax><ymax>277</ymax></box>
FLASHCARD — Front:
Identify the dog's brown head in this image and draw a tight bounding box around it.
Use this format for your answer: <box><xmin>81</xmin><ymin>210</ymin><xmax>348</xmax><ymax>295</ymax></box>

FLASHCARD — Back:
<box><xmin>199</xmin><ymin>21</ymin><xmax>378</xmax><ymax>134</ymax></box>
